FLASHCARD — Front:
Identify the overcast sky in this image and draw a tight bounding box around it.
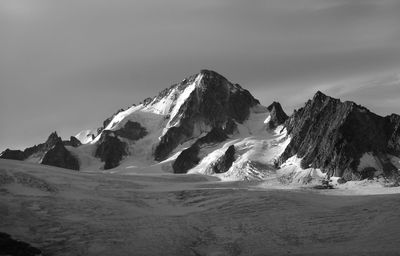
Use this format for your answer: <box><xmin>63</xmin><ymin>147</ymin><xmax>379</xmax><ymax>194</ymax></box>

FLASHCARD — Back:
<box><xmin>1</xmin><ymin>0</ymin><xmax>400</xmax><ymax>150</ymax></box>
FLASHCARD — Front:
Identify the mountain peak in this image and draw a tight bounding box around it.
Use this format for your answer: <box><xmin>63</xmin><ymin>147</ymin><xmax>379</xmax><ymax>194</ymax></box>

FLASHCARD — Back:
<box><xmin>313</xmin><ymin>90</ymin><xmax>329</xmax><ymax>101</ymax></box>
<box><xmin>196</xmin><ymin>69</ymin><xmax>230</xmax><ymax>88</ymax></box>
<box><xmin>309</xmin><ymin>91</ymin><xmax>366</xmax><ymax>113</ymax></box>
<box><xmin>266</xmin><ymin>102</ymin><xmax>288</xmax><ymax>128</ymax></box>
<box><xmin>152</xmin><ymin>70</ymin><xmax>260</xmax><ymax>160</ymax></box>
<box><xmin>45</xmin><ymin>131</ymin><xmax>61</xmax><ymax>145</ymax></box>
<box><xmin>267</xmin><ymin>101</ymin><xmax>284</xmax><ymax>111</ymax></box>
<box><xmin>199</xmin><ymin>69</ymin><xmax>223</xmax><ymax>76</ymax></box>
<box><xmin>49</xmin><ymin>131</ymin><xmax>58</xmax><ymax>137</ymax></box>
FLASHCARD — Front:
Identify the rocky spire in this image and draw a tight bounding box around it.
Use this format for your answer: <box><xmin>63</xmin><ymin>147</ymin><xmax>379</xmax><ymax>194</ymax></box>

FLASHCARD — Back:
<box><xmin>44</xmin><ymin>131</ymin><xmax>62</xmax><ymax>149</ymax></box>
<box><xmin>266</xmin><ymin>101</ymin><xmax>288</xmax><ymax>129</ymax></box>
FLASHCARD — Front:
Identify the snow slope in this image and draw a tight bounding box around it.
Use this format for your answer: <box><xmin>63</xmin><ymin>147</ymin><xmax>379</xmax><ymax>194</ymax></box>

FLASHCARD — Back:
<box><xmin>188</xmin><ymin>106</ymin><xmax>291</xmax><ymax>181</ymax></box>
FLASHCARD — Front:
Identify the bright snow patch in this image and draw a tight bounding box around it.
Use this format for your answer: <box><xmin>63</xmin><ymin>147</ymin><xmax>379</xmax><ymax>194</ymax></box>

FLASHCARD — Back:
<box><xmin>263</xmin><ymin>115</ymin><xmax>271</xmax><ymax>124</ymax></box>
<box><xmin>165</xmin><ymin>74</ymin><xmax>201</xmax><ymax>129</ymax></box>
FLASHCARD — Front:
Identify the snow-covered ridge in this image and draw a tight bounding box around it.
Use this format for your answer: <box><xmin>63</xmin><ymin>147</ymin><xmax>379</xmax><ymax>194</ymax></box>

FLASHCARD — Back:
<box><xmin>75</xmin><ymin>129</ymin><xmax>95</xmax><ymax>144</ymax></box>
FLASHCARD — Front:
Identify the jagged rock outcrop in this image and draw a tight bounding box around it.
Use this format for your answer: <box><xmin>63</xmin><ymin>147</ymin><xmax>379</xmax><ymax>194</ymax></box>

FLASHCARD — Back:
<box><xmin>279</xmin><ymin>91</ymin><xmax>400</xmax><ymax>180</ymax></box>
<box><xmin>92</xmin><ymin>120</ymin><xmax>147</xmax><ymax>169</ymax></box>
<box><xmin>63</xmin><ymin>136</ymin><xmax>82</xmax><ymax>147</ymax></box>
<box><xmin>42</xmin><ymin>141</ymin><xmax>80</xmax><ymax>170</ymax></box>
<box><xmin>266</xmin><ymin>102</ymin><xmax>288</xmax><ymax>129</ymax></box>
<box><xmin>1</xmin><ymin>132</ymin><xmax>80</xmax><ymax>171</ymax></box>
<box><xmin>45</xmin><ymin>132</ymin><xmax>62</xmax><ymax>147</ymax></box>
<box><xmin>0</xmin><ymin>232</ymin><xmax>42</xmax><ymax>256</ymax></box>
<box><xmin>211</xmin><ymin>145</ymin><xmax>236</xmax><ymax>174</ymax></box>
<box><xmin>1</xmin><ymin>131</ymin><xmax>62</xmax><ymax>161</ymax></box>
<box><xmin>172</xmin><ymin>144</ymin><xmax>200</xmax><ymax>174</ymax></box>
<box><xmin>155</xmin><ymin>70</ymin><xmax>259</xmax><ymax>161</ymax></box>
<box><xmin>95</xmin><ymin>131</ymin><xmax>128</xmax><ymax>170</ymax></box>
<box><xmin>172</xmin><ymin>127</ymin><xmax>229</xmax><ymax>174</ymax></box>
<box><xmin>26</xmin><ymin>131</ymin><xmax>63</xmax><ymax>158</ymax></box>
<box><xmin>114</xmin><ymin>120</ymin><xmax>147</xmax><ymax>140</ymax></box>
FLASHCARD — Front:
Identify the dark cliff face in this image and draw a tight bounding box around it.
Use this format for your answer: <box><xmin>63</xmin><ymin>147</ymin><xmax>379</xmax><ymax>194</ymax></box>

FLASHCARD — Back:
<box><xmin>172</xmin><ymin>144</ymin><xmax>200</xmax><ymax>174</ymax></box>
<box><xmin>94</xmin><ymin>121</ymin><xmax>147</xmax><ymax>169</ymax></box>
<box><xmin>155</xmin><ymin>70</ymin><xmax>259</xmax><ymax>161</ymax></box>
<box><xmin>42</xmin><ymin>141</ymin><xmax>80</xmax><ymax>170</ymax></box>
<box><xmin>210</xmin><ymin>145</ymin><xmax>236</xmax><ymax>174</ymax></box>
<box><xmin>267</xmin><ymin>102</ymin><xmax>288</xmax><ymax>129</ymax></box>
<box><xmin>114</xmin><ymin>121</ymin><xmax>148</xmax><ymax>140</ymax></box>
<box><xmin>279</xmin><ymin>91</ymin><xmax>399</xmax><ymax>180</ymax></box>
<box><xmin>95</xmin><ymin>131</ymin><xmax>128</xmax><ymax>170</ymax></box>
<box><xmin>172</xmin><ymin>127</ymin><xmax>229</xmax><ymax>174</ymax></box>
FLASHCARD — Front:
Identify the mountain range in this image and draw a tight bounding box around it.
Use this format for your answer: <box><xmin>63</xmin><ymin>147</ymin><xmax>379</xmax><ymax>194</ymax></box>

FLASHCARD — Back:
<box><xmin>2</xmin><ymin>70</ymin><xmax>400</xmax><ymax>183</ymax></box>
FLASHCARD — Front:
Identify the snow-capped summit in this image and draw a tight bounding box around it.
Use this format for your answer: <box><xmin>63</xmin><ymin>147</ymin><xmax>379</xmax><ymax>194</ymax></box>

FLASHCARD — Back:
<box><xmin>83</xmin><ymin>69</ymin><xmax>263</xmax><ymax>170</ymax></box>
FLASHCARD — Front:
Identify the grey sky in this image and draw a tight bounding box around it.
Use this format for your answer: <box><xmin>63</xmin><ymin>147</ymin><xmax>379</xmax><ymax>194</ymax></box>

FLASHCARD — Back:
<box><xmin>1</xmin><ymin>0</ymin><xmax>400</xmax><ymax>150</ymax></box>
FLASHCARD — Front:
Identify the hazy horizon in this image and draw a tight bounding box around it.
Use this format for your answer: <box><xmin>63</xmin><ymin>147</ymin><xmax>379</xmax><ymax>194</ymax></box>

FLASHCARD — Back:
<box><xmin>1</xmin><ymin>0</ymin><xmax>400</xmax><ymax>151</ymax></box>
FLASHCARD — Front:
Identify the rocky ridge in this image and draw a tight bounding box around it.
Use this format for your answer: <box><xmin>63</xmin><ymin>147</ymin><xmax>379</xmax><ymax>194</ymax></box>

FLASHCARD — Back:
<box><xmin>279</xmin><ymin>91</ymin><xmax>400</xmax><ymax>181</ymax></box>
<box><xmin>1</xmin><ymin>132</ymin><xmax>80</xmax><ymax>170</ymax></box>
